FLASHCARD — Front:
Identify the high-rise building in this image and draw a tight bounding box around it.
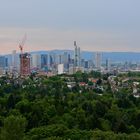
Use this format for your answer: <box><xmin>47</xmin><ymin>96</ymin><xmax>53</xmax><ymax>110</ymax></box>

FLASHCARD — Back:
<box><xmin>5</xmin><ymin>57</ymin><xmax>8</xmax><ymax>68</ymax></box>
<box><xmin>62</xmin><ymin>52</ymin><xmax>69</xmax><ymax>70</ymax></box>
<box><xmin>95</xmin><ymin>52</ymin><xmax>102</xmax><ymax>69</ymax></box>
<box><xmin>69</xmin><ymin>64</ymin><xmax>74</xmax><ymax>74</ymax></box>
<box><xmin>68</xmin><ymin>54</ymin><xmax>71</xmax><ymax>64</ymax></box>
<box><xmin>81</xmin><ymin>59</ymin><xmax>85</xmax><ymax>68</ymax></box>
<box><xmin>85</xmin><ymin>61</ymin><xmax>89</xmax><ymax>69</ymax></box>
<box><xmin>12</xmin><ymin>50</ymin><xmax>19</xmax><ymax>72</ymax></box>
<box><xmin>49</xmin><ymin>53</ymin><xmax>57</xmax><ymax>73</ymax></box>
<box><xmin>58</xmin><ymin>64</ymin><xmax>64</xmax><ymax>75</ymax></box>
<box><xmin>41</xmin><ymin>54</ymin><xmax>48</xmax><ymax>68</ymax></box>
<box><xmin>63</xmin><ymin>52</ymin><xmax>68</xmax><ymax>63</ymax></box>
<box><xmin>0</xmin><ymin>56</ymin><xmax>6</xmax><ymax>69</ymax></box>
<box><xmin>58</xmin><ymin>54</ymin><xmax>63</xmax><ymax>64</ymax></box>
<box><xmin>20</xmin><ymin>53</ymin><xmax>30</xmax><ymax>76</ymax></box>
<box><xmin>74</xmin><ymin>41</ymin><xmax>81</xmax><ymax>67</ymax></box>
<box><xmin>49</xmin><ymin>54</ymin><xmax>53</xmax><ymax>67</ymax></box>
<box><xmin>49</xmin><ymin>53</ymin><xmax>57</xmax><ymax>67</ymax></box>
<box><xmin>106</xmin><ymin>59</ymin><xmax>111</xmax><ymax>71</ymax></box>
<box><xmin>31</xmin><ymin>54</ymin><xmax>41</xmax><ymax>69</ymax></box>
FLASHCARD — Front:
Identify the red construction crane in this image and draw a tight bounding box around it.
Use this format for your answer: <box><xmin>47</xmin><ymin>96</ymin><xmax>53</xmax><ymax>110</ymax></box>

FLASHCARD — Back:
<box><xmin>19</xmin><ymin>34</ymin><xmax>27</xmax><ymax>54</ymax></box>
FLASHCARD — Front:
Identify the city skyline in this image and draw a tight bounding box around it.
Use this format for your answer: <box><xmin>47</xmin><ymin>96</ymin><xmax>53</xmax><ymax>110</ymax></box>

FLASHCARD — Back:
<box><xmin>0</xmin><ymin>0</ymin><xmax>140</xmax><ymax>54</ymax></box>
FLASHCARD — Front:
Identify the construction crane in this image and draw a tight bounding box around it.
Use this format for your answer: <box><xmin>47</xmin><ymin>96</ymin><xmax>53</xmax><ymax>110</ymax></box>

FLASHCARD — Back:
<box><xmin>19</xmin><ymin>34</ymin><xmax>27</xmax><ymax>54</ymax></box>
<box><xmin>19</xmin><ymin>34</ymin><xmax>27</xmax><ymax>76</ymax></box>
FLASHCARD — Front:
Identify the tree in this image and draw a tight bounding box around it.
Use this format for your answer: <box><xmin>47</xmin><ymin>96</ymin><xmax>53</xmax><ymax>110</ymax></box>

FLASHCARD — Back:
<box><xmin>1</xmin><ymin>115</ymin><xmax>27</xmax><ymax>140</ymax></box>
<box><xmin>89</xmin><ymin>70</ymin><xmax>101</xmax><ymax>78</ymax></box>
<box><xmin>76</xmin><ymin>108</ymin><xmax>86</xmax><ymax>129</ymax></box>
<box><xmin>7</xmin><ymin>94</ymin><xmax>15</xmax><ymax>109</ymax></box>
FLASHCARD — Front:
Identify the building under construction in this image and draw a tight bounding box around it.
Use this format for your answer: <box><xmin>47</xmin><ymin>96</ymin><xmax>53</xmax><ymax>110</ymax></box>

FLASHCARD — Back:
<box><xmin>20</xmin><ymin>53</ymin><xmax>30</xmax><ymax>76</ymax></box>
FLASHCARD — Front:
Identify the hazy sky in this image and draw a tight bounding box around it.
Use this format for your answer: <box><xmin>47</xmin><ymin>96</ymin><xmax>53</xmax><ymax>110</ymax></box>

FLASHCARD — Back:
<box><xmin>0</xmin><ymin>0</ymin><xmax>140</xmax><ymax>54</ymax></box>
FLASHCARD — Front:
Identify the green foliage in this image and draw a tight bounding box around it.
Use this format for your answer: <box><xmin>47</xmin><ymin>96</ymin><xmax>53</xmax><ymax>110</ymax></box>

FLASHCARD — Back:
<box><xmin>89</xmin><ymin>70</ymin><xmax>101</xmax><ymax>78</ymax></box>
<box><xmin>128</xmin><ymin>72</ymin><xmax>140</xmax><ymax>77</ymax></box>
<box><xmin>1</xmin><ymin>115</ymin><xmax>27</xmax><ymax>140</ymax></box>
<box><xmin>0</xmin><ymin>75</ymin><xmax>139</xmax><ymax>139</ymax></box>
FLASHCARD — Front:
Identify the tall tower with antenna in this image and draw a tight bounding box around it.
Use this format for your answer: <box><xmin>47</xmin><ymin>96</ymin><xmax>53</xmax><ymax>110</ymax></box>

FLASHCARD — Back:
<box><xmin>74</xmin><ymin>41</ymin><xmax>81</xmax><ymax>67</ymax></box>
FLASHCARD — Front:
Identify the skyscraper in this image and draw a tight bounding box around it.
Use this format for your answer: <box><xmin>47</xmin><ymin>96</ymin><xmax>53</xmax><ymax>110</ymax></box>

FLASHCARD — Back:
<box><xmin>58</xmin><ymin>54</ymin><xmax>63</xmax><ymax>64</ymax></box>
<box><xmin>106</xmin><ymin>59</ymin><xmax>111</xmax><ymax>71</ymax></box>
<box><xmin>0</xmin><ymin>56</ymin><xmax>6</xmax><ymax>75</ymax></box>
<box><xmin>62</xmin><ymin>52</ymin><xmax>69</xmax><ymax>70</ymax></box>
<box><xmin>41</xmin><ymin>54</ymin><xmax>48</xmax><ymax>68</ymax></box>
<box><xmin>12</xmin><ymin>50</ymin><xmax>18</xmax><ymax>72</ymax></box>
<box><xmin>0</xmin><ymin>56</ymin><xmax>6</xmax><ymax>69</ymax></box>
<box><xmin>74</xmin><ymin>41</ymin><xmax>81</xmax><ymax>67</ymax></box>
<box><xmin>49</xmin><ymin>53</ymin><xmax>57</xmax><ymax>67</ymax></box>
<box><xmin>95</xmin><ymin>52</ymin><xmax>102</xmax><ymax>70</ymax></box>
<box><xmin>31</xmin><ymin>54</ymin><xmax>41</xmax><ymax>69</ymax></box>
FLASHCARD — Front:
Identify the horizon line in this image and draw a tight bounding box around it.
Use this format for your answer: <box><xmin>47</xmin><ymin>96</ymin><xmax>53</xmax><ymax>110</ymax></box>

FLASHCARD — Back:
<box><xmin>1</xmin><ymin>49</ymin><xmax>140</xmax><ymax>56</ymax></box>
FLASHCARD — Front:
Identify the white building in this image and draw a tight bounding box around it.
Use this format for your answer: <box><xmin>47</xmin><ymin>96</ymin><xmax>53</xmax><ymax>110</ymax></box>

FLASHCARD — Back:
<box><xmin>58</xmin><ymin>64</ymin><xmax>64</xmax><ymax>75</ymax></box>
<box><xmin>11</xmin><ymin>50</ymin><xmax>19</xmax><ymax>72</ymax></box>
<box><xmin>95</xmin><ymin>52</ymin><xmax>102</xmax><ymax>69</ymax></box>
<box><xmin>69</xmin><ymin>64</ymin><xmax>74</xmax><ymax>75</ymax></box>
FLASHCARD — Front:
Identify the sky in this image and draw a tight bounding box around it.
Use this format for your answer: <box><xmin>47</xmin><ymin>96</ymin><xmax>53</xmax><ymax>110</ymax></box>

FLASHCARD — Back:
<box><xmin>0</xmin><ymin>0</ymin><xmax>140</xmax><ymax>54</ymax></box>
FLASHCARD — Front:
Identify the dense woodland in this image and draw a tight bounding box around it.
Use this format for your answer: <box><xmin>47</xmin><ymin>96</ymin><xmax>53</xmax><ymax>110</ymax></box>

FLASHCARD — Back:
<box><xmin>0</xmin><ymin>72</ymin><xmax>140</xmax><ymax>139</ymax></box>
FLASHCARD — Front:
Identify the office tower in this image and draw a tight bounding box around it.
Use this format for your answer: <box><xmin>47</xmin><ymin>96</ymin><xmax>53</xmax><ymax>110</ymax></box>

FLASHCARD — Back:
<box><xmin>0</xmin><ymin>56</ymin><xmax>6</xmax><ymax>69</ymax></box>
<box><xmin>74</xmin><ymin>41</ymin><xmax>81</xmax><ymax>67</ymax></box>
<box><xmin>49</xmin><ymin>55</ymin><xmax>53</xmax><ymax>67</ymax></box>
<box><xmin>62</xmin><ymin>52</ymin><xmax>69</xmax><ymax>70</ymax></box>
<box><xmin>68</xmin><ymin>54</ymin><xmax>71</xmax><ymax>64</ymax></box>
<box><xmin>81</xmin><ymin>59</ymin><xmax>85</xmax><ymax>68</ymax></box>
<box><xmin>0</xmin><ymin>56</ymin><xmax>6</xmax><ymax>75</ymax></box>
<box><xmin>5</xmin><ymin>57</ymin><xmax>8</xmax><ymax>68</ymax></box>
<box><xmin>58</xmin><ymin>64</ymin><xmax>64</xmax><ymax>75</ymax></box>
<box><xmin>41</xmin><ymin>54</ymin><xmax>48</xmax><ymax>68</ymax></box>
<box><xmin>49</xmin><ymin>53</ymin><xmax>58</xmax><ymax>73</ymax></box>
<box><xmin>63</xmin><ymin>52</ymin><xmax>68</xmax><ymax>63</ymax></box>
<box><xmin>20</xmin><ymin>53</ymin><xmax>30</xmax><ymax>76</ymax></box>
<box><xmin>95</xmin><ymin>52</ymin><xmax>102</xmax><ymax>69</ymax></box>
<box><xmin>69</xmin><ymin>64</ymin><xmax>74</xmax><ymax>74</ymax></box>
<box><xmin>12</xmin><ymin>50</ymin><xmax>16</xmax><ymax>67</ymax></box>
<box><xmin>85</xmin><ymin>60</ymin><xmax>93</xmax><ymax>69</ymax></box>
<box><xmin>85</xmin><ymin>61</ymin><xmax>89</xmax><ymax>69</ymax></box>
<box><xmin>89</xmin><ymin>60</ymin><xmax>94</xmax><ymax>69</ymax></box>
<box><xmin>71</xmin><ymin>58</ymin><xmax>74</xmax><ymax>65</ymax></box>
<box><xmin>78</xmin><ymin>47</ymin><xmax>81</xmax><ymax>67</ymax></box>
<box><xmin>31</xmin><ymin>54</ymin><xmax>41</xmax><ymax>69</ymax></box>
<box><xmin>49</xmin><ymin>53</ymin><xmax>57</xmax><ymax>66</ymax></box>
<box><xmin>106</xmin><ymin>59</ymin><xmax>111</xmax><ymax>71</ymax></box>
<box><xmin>58</xmin><ymin>54</ymin><xmax>63</xmax><ymax>64</ymax></box>
<box><xmin>12</xmin><ymin>50</ymin><xmax>18</xmax><ymax>72</ymax></box>
<box><xmin>68</xmin><ymin>54</ymin><xmax>74</xmax><ymax>65</ymax></box>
